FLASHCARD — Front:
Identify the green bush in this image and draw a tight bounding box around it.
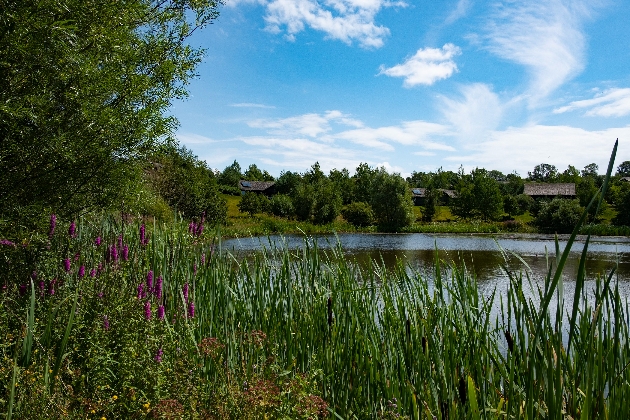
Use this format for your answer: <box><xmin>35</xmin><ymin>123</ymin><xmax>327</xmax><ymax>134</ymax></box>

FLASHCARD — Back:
<box><xmin>342</xmin><ymin>202</ymin><xmax>374</xmax><ymax>227</ymax></box>
<box><xmin>534</xmin><ymin>198</ymin><xmax>584</xmax><ymax>233</ymax></box>
<box><xmin>269</xmin><ymin>194</ymin><xmax>295</xmax><ymax>218</ymax></box>
<box><xmin>238</xmin><ymin>193</ymin><xmax>270</xmax><ymax>217</ymax></box>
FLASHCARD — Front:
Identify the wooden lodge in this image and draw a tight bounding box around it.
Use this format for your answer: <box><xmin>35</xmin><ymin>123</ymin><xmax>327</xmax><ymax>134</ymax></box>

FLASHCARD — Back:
<box><xmin>523</xmin><ymin>183</ymin><xmax>576</xmax><ymax>200</ymax></box>
<box><xmin>239</xmin><ymin>180</ymin><xmax>276</xmax><ymax>196</ymax></box>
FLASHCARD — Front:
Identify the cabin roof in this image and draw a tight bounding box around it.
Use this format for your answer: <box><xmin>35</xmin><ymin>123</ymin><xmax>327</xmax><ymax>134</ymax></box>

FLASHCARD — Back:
<box><xmin>239</xmin><ymin>180</ymin><xmax>276</xmax><ymax>192</ymax></box>
<box><xmin>523</xmin><ymin>183</ymin><xmax>576</xmax><ymax>196</ymax></box>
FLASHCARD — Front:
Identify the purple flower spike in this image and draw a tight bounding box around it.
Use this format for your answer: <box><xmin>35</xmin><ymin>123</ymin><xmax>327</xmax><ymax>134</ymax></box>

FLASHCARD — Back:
<box><xmin>187</xmin><ymin>301</ymin><xmax>195</xmax><ymax>318</ymax></box>
<box><xmin>0</xmin><ymin>239</ymin><xmax>15</xmax><ymax>246</ymax></box>
<box><xmin>137</xmin><ymin>283</ymin><xmax>145</xmax><ymax>300</ymax></box>
<box><xmin>78</xmin><ymin>265</ymin><xmax>85</xmax><ymax>278</ymax></box>
<box><xmin>154</xmin><ymin>348</ymin><xmax>163</xmax><ymax>363</ymax></box>
<box><xmin>196</xmin><ymin>223</ymin><xmax>204</xmax><ymax>237</ymax></box>
<box><xmin>183</xmin><ymin>283</ymin><xmax>189</xmax><ymax>303</ymax></box>
<box><xmin>122</xmin><ymin>245</ymin><xmax>129</xmax><ymax>261</ymax></box>
<box><xmin>49</xmin><ymin>214</ymin><xmax>56</xmax><ymax>238</ymax></box>
<box><xmin>201</xmin><ymin>253</ymin><xmax>206</xmax><ymax>266</ymax></box>
<box><xmin>144</xmin><ymin>301</ymin><xmax>152</xmax><ymax>320</ymax></box>
<box><xmin>63</xmin><ymin>258</ymin><xmax>71</xmax><ymax>272</ymax></box>
<box><xmin>103</xmin><ymin>315</ymin><xmax>110</xmax><ymax>330</ymax></box>
<box><xmin>155</xmin><ymin>276</ymin><xmax>163</xmax><ymax>300</ymax></box>
<box><xmin>19</xmin><ymin>284</ymin><xmax>27</xmax><ymax>296</ymax></box>
<box><xmin>74</xmin><ymin>252</ymin><xmax>80</xmax><ymax>261</ymax></box>
<box><xmin>146</xmin><ymin>270</ymin><xmax>154</xmax><ymax>291</ymax></box>
<box><xmin>38</xmin><ymin>281</ymin><xmax>45</xmax><ymax>295</ymax></box>
<box><xmin>90</xmin><ymin>268</ymin><xmax>96</xmax><ymax>278</ymax></box>
<box><xmin>48</xmin><ymin>279</ymin><xmax>56</xmax><ymax>295</ymax></box>
<box><xmin>193</xmin><ymin>263</ymin><xmax>197</xmax><ymax>276</ymax></box>
<box><xmin>188</xmin><ymin>221</ymin><xmax>195</xmax><ymax>234</ymax></box>
<box><xmin>95</xmin><ymin>236</ymin><xmax>102</xmax><ymax>246</ymax></box>
<box><xmin>140</xmin><ymin>224</ymin><xmax>149</xmax><ymax>246</ymax></box>
<box><xmin>157</xmin><ymin>305</ymin><xmax>165</xmax><ymax>321</ymax></box>
<box><xmin>109</xmin><ymin>245</ymin><xmax>118</xmax><ymax>264</ymax></box>
<box><xmin>68</xmin><ymin>221</ymin><xmax>77</xmax><ymax>238</ymax></box>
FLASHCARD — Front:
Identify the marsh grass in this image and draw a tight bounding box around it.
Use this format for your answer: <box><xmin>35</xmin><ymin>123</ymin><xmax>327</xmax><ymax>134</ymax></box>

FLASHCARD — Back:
<box><xmin>2</xmin><ymin>141</ymin><xmax>630</xmax><ymax>419</ymax></box>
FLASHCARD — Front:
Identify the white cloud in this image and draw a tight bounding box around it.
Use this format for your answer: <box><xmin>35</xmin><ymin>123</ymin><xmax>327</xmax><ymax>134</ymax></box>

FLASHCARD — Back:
<box><xmin>445</xmin><ymin>125</ymin><xmax>630</xmax><ymax>174</ymax></box>
<box><xmin>379</xmin><ymin>44</ymin><xmax>461</xmax><ymax>87</ymax></box>
<box><xmin>554</xmin><ymin>88</ymin><xmax>630</xmax><ymax>117</ymax></box>
<box><xmin>230</xmin><ymin>103</ymin><xmax>276</xmax><ymax>109</ymax></box>
<box><xmin>245</xmin><ymin>0</ymin><xmax>408</xmax><ymax>48</ymax></box>
<box><xmin>336</xmin><ymin>120</ymin><xmax>455</xmax><ymax>150</ymax></box>
<box><xmin>176</xmin><ymin>133</ymin><xmax>218</xmax><ymax>145</ymax></box>
<box><xmin>441</xmin><ymin>83</ymin><xmax>503</xmax><ymax>141</ymax></box>
<box><xmin>484</xmin><ymin>0</ymin><xmax>597</xmax><ymax>104</ymax></box>
<box><xmin>445</xmin><ymin>0</ymin><xmax>472</xmax><ymax>25</ymax></box>
<box><xmin>247</xmin><ymin>110</ymin><xmax>364</xmax><ymax>138</ymax></box>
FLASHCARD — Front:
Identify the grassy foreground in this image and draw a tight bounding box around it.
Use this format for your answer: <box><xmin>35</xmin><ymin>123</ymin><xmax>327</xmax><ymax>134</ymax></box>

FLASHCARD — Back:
<box><xmin>1</xmin><ymin>209</ymin><xmax>629</xmax><ymax>419</ymax></box>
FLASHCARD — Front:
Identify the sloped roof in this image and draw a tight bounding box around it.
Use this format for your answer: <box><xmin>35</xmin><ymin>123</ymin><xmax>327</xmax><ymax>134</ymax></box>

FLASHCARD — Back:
<box><xmin>239</xmin><ymin>180</ymin><xmax>275</xmax><ymax>192</ymax></box>
<box><xmin>410</xmin><ymin>188</ymin><xmax>457</xmax><ymax>198</ymax></box>
<box><xmin>620</xmin><ymin>177</ymin><xmax>630</xmax><ymax>182</ymax></box>
<box><xmin>523</xmin><ymin>183</ymin><xmax>575</xmax><ymax>196</ymax></box>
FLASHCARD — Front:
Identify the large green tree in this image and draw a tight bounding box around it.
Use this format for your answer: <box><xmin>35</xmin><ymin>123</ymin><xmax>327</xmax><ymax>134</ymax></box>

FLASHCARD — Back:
<box><xmin>0</xmin><ymin>0</ymin><xmax>223</xmax><ymax>219</ymax></box>
<box><xmin>452</xmin><ymin>168</ymin><xmax>503</xmax><ymax>221</ymax></box>
<box><xmin>370</xmin><ymin>169</ymin><xmax>414</xmax><ymax>231</ymax></box>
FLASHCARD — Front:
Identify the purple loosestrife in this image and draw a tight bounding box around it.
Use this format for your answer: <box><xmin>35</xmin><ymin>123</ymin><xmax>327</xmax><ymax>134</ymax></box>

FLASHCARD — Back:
<box><xmin>19</xmin><ymin>284</ymin><xmax>27</xmax><ymax>296</ymax></box>
<box><xmin>146</xmin><ymin>270</ymin><xmax>154</xmax><ymax>292</ymax></box>
<box><xmin>103</xmin><ymin>315</ymin><xmax>110</xmax><ymax>330</ymax></box>
<box><xmin>78</xmin><ymin>266</ymin><xmax>85</xmax><ymax>278</ymax></box>
<box><xmin>48</xmin><ymin>279</ymin><xmax>56</xmax><ymax>295</ymax></box>
<box><xmin>154</xmin><ymin>348</ymin><xmax>163</xmax><ymax>363</ymax></box>
<box><xmin>74</xmin><ymin>252</ymin><xmax>80</xmax><ymax>261</ymax></box>
<box><xmin>201</xmin><ymin>253</ymin><xmax>206</xmax><ymax>266</ymax></box>
<box><xmin>122</xmin><ymin>245</ymin><xmax>129</xmax><ymax>261</ymax></box>
<box><xmin>155</xmin><ymin>276</ymin><xmax>163</xmax><ymax>300</ymax></box>
<box><xmin>188</xmin><ymin>221</ymin><xmax>195</xmax><ymax>234</ymax></box>
<box><xmin>157</xmin><ymin>305</ymin><xmax>165</xmax><ymax>321</ymax></box>
<box><xmin>144</xmin><ymin>301</ymin><xmax>152</xmax><ymax>320</ymax></box>
<box><xmin>195</xmin><ymin>222</ymin><xmax>204</xmax><ymax>237</ymax></box>
<box><xmin>90</xmin><ymin>268</ymin><xmax>96</xmax><ymax>278</ymax></box>
<box><xmin>95</xmin><ymin>236</ymin><xmax>102</xmax><ymax>246</ymax></box>
<box><xmin>140</xmin><ymin>224</ymin><xmax>149</xmax><ymax>246</ymax></box>
<box><xmin>187</xmin><ymin>302</ymin><xmax>195</xmax><ymax>318</ymax></box>
<box><xmin>38</xmin><ymin>281</ymin><xmax>45</xmax><ymax>296</ymax></box>
<box><xmin>63</xmin><ymin>258</ymin><xmax>71</xmax><ymax>272</ymax></box>
<box><xmin>49</xmin><ymin>214</ymin><xmax>56</xmax><ymax>238</ymax></box>
<box><xmin>193</xmin><ymin>263</ymin><xmax>197</xmax><ymax>276</ymax></box>
<box><xmin>117</xmin><ymin>235</ymin><xmax>123</xmax><ymax>250</ymax></box>
<box><xmin>0</xmin><ymin>239</ymin><xmax>15</xmax><ymax>246</ymax></box>
<box><xmin>183</xmin><ymin>283</ymin><xmax>189</xmax><ymax>303</ymax></box>
<box><xmin>68</xmin><ymin>221</ymin><xmax>77</xmax><ymax>238</ymax></box>
<box><xmin>137</xmin><ymin>283</ymin><xmax>146</xmax><ymax>300</ymax></box>
<box><xmin>109</xmin><ymin>245</ymin><xmax>118</xmax><ymax>264</ymax></box>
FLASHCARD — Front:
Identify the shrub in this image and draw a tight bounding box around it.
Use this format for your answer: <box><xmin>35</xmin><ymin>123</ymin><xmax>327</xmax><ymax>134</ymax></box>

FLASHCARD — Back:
<box><xmin>342</xmin><ymin>202</ymin><xmax>374</xmax><ymax>227</ymax></box>
<box><xmin>534</xmin><ymin>198</ymin><xmax>584</xmax><ymax>233</ymax></box>
<box><xmin>269</xmin><ymin>194</ymin><xmax>295</xmax><ymax>218</ymax></box>
<box><xmin>238</xmin><ymin>193</ymin><xmax>269</xmax><ymax>217</ymax></box>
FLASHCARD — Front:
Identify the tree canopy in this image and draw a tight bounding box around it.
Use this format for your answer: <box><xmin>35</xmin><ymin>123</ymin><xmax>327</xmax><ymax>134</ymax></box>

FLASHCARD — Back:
<box><xmin>0</xmin><ymin>0</ymin><xmax>224</xmax><ymax>219</ymax></box>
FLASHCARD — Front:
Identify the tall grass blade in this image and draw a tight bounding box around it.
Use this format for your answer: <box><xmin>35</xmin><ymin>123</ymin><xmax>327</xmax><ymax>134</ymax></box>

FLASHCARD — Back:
<box><xmin>20</xmin><ymin>279</ymin><xmax>35</xmax><ymax>367</ymax></box>
<box><xmin>50</xmin><ymin>291</ymin><xmax>78</xmax><ymax>392</ymax></box>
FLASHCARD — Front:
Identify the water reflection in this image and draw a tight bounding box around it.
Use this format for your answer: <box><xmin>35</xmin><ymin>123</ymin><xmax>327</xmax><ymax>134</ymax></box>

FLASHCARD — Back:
<box><xmin>222</xmin><ymin>233</ymin><xmax>630</xmax><ymax>283</ymax></box>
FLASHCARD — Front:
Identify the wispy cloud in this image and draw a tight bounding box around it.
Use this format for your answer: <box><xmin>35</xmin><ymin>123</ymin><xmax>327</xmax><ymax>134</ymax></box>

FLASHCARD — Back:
<box><xmin>230</xmin><ymin>103</ymin><xmax>276</xmax><ymax>109</ymax></box>
<box><xmin>445</xmin><ymin>125</ymin><xmax>630</xmax><ymax>174</ymax></box>
<box><xmin>445</xmin><ymin>0</ymin><xmax>472</xmax><ymax>24</ymax></box>
<box><xmin>441</xmin><ymin>83</ymin><xmax>503</xmax><ymax>141</ymax></box>
<box><xmin>247</xmin><ymin>110</ymin><xmax>363</xmax><ymax>138</ymax></box>
<box><xmin>554</xmin><ymin>88</ymin><xmax>630</xmax><ymax>117</ymax></box>
<box><xmin>336</xmin><ymin>121</ymin><xmax>455</xmax><ymax>150</ymax></box>
<box><xmin>238</xmin><ymin>0</ymin><xmax>407</xmax><ymax>48</ymax></box>
<box><xmin>379</xmin><ymin>44</ymin><xmax>461</xmax><ymax>87</ymax></box>
<box><xmin>484</xmin><ymin>0</ymin><xmax>597</xmax><ymax>104</ymax></box>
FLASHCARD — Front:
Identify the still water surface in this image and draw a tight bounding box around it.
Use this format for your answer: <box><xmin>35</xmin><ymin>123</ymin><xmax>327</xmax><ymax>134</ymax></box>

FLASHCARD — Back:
<box><xmin>222</xmin><ymin>233</ymin><xmax>630</xmax><ymax>308</ymax></box>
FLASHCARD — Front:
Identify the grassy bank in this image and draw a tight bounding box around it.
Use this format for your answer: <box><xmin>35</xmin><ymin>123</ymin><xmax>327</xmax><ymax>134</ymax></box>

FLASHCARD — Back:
<box><xmin>1</xmin><ymin>212</ymin><xmax>630</xmax><ymax>418</ymax></box>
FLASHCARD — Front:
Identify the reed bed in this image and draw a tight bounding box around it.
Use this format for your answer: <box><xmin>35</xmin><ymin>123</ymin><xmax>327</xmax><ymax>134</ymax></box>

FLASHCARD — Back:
<box><xmin>2</xmin><ymin>142</ymin><xmax>630</xmax><ymax>419</ymax></box>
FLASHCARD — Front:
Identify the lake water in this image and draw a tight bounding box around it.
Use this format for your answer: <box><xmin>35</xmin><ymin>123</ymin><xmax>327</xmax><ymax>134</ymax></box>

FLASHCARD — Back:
<box><xmin>221</xmin><ymin>232</ymin><xmax>630</xmax><ymax>281</ymax></box>
<box><xmin>221</xmin><ymin>233</ymin><xmax>630</xmax><ymax>322</ymax></box>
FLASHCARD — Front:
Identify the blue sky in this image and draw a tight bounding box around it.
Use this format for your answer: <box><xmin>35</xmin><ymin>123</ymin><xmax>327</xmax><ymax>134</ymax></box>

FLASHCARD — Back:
<box><xmin>172</xmin><ymin>0</ymin><xmax>630</xmax><ymax>177</ymax></box>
